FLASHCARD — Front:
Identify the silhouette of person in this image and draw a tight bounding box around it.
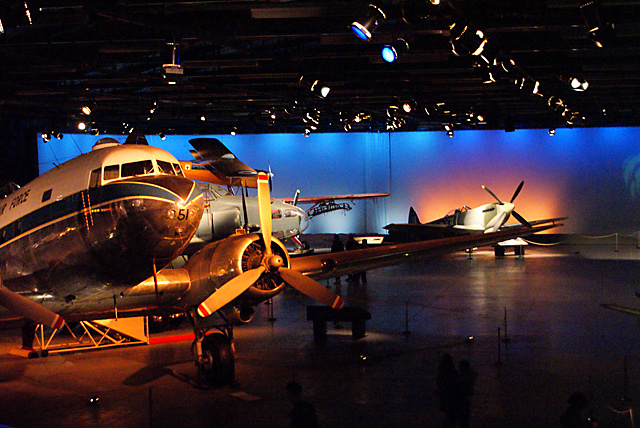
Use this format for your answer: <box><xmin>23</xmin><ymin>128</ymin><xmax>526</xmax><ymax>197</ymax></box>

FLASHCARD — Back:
<box><xmin>436</xmin><ymin>353</ymin><xmax>459</xmax><ymax>427</ymax></box>
<box><xmin>456</xmin><ymin>359</ymin><xmax>478</xmax><ymax>428</ymax></box>
<box><xmin>345</xmin><ymin>234</ymin><xmax>361</xmax><ymax>283</ymax></box>
<box><xmin>359</xmin><ymin>239</ymin><xmax>368</xmax><ymax>284</ymax></box>
<box><xmin>286</xmin><ymin>381</ymin><xmax>318</xmax><ymax>428</ymax></box>
<box><xmin>330</xmin><ymin>234</ymin><xmax>344</xmax><ymax>285</ymax></box>
<box><xmin>560</xmin><ymin>391</ymin><xmax>591</xmax><ymax>428</ymax></box>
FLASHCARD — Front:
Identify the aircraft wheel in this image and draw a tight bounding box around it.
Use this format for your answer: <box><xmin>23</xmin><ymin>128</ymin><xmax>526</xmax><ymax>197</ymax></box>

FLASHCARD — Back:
<box><xmin>198</xmin><ymin>333</ymin><xmax>235</xmax><ymax>385</ymax></box>
<box><xmin>494</xmin><ymin>246</ymin><xmax>505</xmax><ymax>257</ymax></box>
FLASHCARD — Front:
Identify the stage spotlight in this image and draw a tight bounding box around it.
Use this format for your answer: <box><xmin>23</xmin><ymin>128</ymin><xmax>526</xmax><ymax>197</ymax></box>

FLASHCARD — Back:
<box><xmin>89</xmin><ymin>128</ymin><xmax>100</xmax><ymax>136</ymax></box>
<box><xmin>351</xmin><ymin>4</ymin><xmax>386</xmax><ymax>41</ymax></box>
<box><xmin>41</xmin><ymin>132</ymin><xmax>51</xmax><ymax>142</ymax></box>
<box><xmin>548</xmin><ymin>128</ymin><xmax>556</xmax><ymax>136</ymax></box>
<box><xmin>568</xmin><ymin>76</ymin><xmax>589</xmax><ymax>91</ymax></box>
<box><xmin>402</xmin><ymin>0</ymin><xmax>441</xmax><ymax>27</ymax></box>
<box><xmin>53</xmin><ymin>132</ymin><xmax>63</xmax><ymax>139</ymax></box>
<box><xmin>299</xmin><ymin>75</ymin><xmax>330</xmax><ymax>98</ymax></box>
<box><xmin>450</xmin><ymin>22</ymin><xmax>487</xmax><ymax>56</ymax></box>
<box><xmin>158</xmin><ymin>132</ymin><xmax>166</xmax><ymax>140</ymax></box>
<box><xmin>81</xmin><ymin>105</ymin><xmax>92</xmax><ymax>115</ymax></box>
<box><xmin>381</xmin><ymin>38</ymin><xmax>409</xmax><ymax>63</ymax></box>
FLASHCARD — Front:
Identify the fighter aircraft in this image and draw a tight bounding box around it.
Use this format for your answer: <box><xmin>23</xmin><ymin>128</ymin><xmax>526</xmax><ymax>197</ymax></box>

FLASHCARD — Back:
<box><xmin>384</xmin><ymin>181</ymin><xmax>566</xmax><ymax>242</ymax></box>
<box><xmin>0</xmin><ymin>137</ymin><xmax>560</xmax><ymax>384</ymax></box>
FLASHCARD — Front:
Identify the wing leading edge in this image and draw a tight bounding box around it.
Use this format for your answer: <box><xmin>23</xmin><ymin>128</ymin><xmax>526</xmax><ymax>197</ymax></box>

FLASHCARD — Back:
<box><xmin>291</xmin><ymin>223</ymin><xmax>561</xmax><ymax>282</ymax></box>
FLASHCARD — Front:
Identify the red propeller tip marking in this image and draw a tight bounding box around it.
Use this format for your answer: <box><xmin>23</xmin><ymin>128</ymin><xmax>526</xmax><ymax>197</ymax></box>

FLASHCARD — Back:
<box><xmin>52</xmin><ymin>315</ymin><xmax>65</xmax><ymax>330</ymax></box>
<box><xmin>332</xmin><ymin>296</ymin><xmax>344</xmax><ymax>309</ymax></box>
<box><xmin>197</xmin><ymin>304</ymin><xmax>212</xmax><ymax>318</ymax></box>
<box><xmin>257</xmin><ymin>172</ymin><xmax>268</xmax><ymax>181</ymax></box>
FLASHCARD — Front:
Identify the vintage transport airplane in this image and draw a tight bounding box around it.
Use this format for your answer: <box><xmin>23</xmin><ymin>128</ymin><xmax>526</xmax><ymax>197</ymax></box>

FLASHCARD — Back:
<box><xmin>0</xmin><ymin>137</ymin><xmax>561</xmax><ymax>383</ymax></box>
<box><xmin>385</xmin><ymin>181</ymin><xmax>566</xmax><ymax>242</ymax></box>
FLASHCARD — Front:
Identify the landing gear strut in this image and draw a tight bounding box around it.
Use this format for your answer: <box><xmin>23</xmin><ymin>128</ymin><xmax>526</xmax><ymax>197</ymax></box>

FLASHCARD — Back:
<box><xmin>188</xmin><ymin>309</ymin><xmax>235</xmax><ymax>385</ymax></box>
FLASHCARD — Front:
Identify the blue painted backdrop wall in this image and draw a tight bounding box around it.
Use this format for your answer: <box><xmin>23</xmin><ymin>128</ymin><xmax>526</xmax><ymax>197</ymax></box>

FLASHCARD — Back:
<box><xmin>37</xmin><ymin>128</ymin><xmax>640</xmax><ymax>235</ymax></box>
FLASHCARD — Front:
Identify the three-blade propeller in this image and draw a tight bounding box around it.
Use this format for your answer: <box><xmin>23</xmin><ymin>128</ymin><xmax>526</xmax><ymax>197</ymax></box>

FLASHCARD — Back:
<box><xmin>197</xmin><ymin>172</ymin><xmax>344</xmax><ymax>318</ymax></box>
<box><xmin>482</xmin><ymin>180</ymin><xmax>531</xmax><ymax>231</ymax></box>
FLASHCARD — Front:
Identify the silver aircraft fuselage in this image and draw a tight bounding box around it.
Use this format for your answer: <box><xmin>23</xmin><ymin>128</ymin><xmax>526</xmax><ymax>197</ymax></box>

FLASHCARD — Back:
<box><xmin>0</xmin><ymin>140</ymin><xmax>203</xmax><ymax>323</ymax></box>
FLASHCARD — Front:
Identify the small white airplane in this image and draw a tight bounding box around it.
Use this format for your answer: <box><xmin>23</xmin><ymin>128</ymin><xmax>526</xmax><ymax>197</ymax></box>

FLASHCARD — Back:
<box><xmin>0</xmin><ymin>137</ymin><xmax>560</xmax><ymax>384</ymax></box>
<box><xmin>385</xmin><ymin>181</ymin><xmax>566</xmax><ymax>242</ymax></box>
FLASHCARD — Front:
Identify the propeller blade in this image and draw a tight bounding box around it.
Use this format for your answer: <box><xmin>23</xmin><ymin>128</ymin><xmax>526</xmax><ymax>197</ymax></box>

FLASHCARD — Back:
<box><xmin>197</xmin><ymin>266</ymin><xmax>266</xmax><ymax>317</ymax></box>
<box><xmin>241</xmin><ymin>181</ymin><xmax>249</xmax><ymax>229</ymax></box>
<box><xmin>293</xmin><ymin>189</ymin><xmax>300</xmax><ymax>206</ymax></box>
<box><xmin>510</xmin><ymin>180</ymin><xmax>525</xmax><ymax>203</ymax></box>
<box><xmin>0</xmin><ymin>282</ymin><xmax>65</xmax><ymax>329</ymax></box>
<box><xmin>512</xmin><ymin>210</ymin><xmax>532</xmax><ymax>228</ymax></box>
<box><xmin>278</xmin><ymin>268</ymin><xmax>344</xmax><ymax>309</ymax></box>
<box><xmin>257</xmin><ymin>172</ymin><xmax>272</xmax><ymax>256</ymax></box>
<box><xmin>482</xmin><ymin>185</ymin><xmax>503</xmax><ymax>204</ymax></box>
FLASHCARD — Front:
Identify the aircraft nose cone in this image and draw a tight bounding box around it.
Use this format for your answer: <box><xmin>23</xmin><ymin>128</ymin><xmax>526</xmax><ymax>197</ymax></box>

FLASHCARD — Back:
<box><xmin>502</xmin><ymin>202</ymin><xmax>515</xmax><ymax>214</ymax></box>
<box><xmin>297</xmin><ymin>207</ymin><xmax>310</xmax><ymax>232</ymax></box>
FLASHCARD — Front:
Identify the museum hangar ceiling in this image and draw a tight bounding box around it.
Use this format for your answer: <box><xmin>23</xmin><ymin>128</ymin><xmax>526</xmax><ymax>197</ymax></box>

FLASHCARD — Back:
<box><xmin>0</xmin><ymin>0</ymin><xmax>639</xmax><ymax>136</ymax></box>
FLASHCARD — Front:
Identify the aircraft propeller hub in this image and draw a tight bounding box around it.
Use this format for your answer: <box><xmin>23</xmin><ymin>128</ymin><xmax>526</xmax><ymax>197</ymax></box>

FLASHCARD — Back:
<box><xmin>503</xmin><ymin>202</ymin><xmax>515</xmax><ymax>214</ymax></box>
<box><xmin>265</xmin><ymin>254</ymin><xmax>284</xmax><ymax>271</ymax></box>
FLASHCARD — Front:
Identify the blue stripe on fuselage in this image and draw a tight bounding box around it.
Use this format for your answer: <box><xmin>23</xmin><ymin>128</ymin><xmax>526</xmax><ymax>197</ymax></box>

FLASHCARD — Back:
<box><xmin>0</xmin><ymin>181</ymin><xmax>196</xmax><ymax>248</ymax></box>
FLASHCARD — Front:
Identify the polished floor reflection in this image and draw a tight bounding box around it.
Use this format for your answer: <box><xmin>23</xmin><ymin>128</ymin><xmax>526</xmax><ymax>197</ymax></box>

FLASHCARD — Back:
<box><xmin>2</xmin><ymin>243</ymin><xmax>640</xmax><ymax>428</ymax></box>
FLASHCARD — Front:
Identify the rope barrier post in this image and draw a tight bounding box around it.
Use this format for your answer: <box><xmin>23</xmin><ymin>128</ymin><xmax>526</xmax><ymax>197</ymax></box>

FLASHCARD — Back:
<box><xmin>494</xmin><ymin>327</ymin><xmax>503</xmax><ymax>367</ymax></box>
<box><xmin>268</xmin><ymin>298</ymin><xmax>277</xmax><ymax>322</ymax></box>
<box><xmin>403</xmin><ymin>300</ymin><xmax>411</xmax><ymax>336</ymax></box>
<box><xmin>615</xmin><ymin>233</ymin><xmax>620</xmax><ymax>252</ymax></box>
<box><xmin>502</xmin><ymin>307</ymin><xmax>511</xmax><ymax>343</ymax></box>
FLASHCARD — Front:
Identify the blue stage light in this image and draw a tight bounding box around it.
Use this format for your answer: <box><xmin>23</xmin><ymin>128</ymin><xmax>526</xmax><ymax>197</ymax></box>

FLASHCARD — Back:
<box><xmin>381</xmin><ymin>45</ymin><xmax>397</xmax><ymax>63</ymax></box>
<box><xmin>351</xmin><ymin>23</ymin><xmax>371</xmax><ymax>41</ymax></box>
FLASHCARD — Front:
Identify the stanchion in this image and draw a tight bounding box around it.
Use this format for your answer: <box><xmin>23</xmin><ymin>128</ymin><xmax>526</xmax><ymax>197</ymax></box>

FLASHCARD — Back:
<box><xmin>268</xmin><ymin>298</ymin><xmax>277</xmax><ymax>322</ymax></box>
<box><xmin>494</xmin><ymin>327</ymin><xmax>503</xmax><ymax>367</ymax></box>
<box><xmin>615</xmin><ymin>233</ymin><xmax>620</xmax><ymax>252</ymax></box>
<box><xmin>502</xmin><ymin>307</ymin><xmax>511</xmax><ymax>343</ymax></box>
<box><xmin>403</xmin><ymin>301</ymin><xmax>411</xmax><ymax>336</ymax></box>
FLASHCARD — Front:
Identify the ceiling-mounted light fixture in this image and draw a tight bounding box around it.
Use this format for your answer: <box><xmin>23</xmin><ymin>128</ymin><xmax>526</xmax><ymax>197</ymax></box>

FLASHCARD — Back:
<box><xmin>163</xmin><ymin>42</ymin><xmax>183</xmax><ymax>85</ymax></box>
<box><xmin>450</xmin><ymin>22</ymin><xmax>487</xmax><ymax>56</ymax></box>
<box><xmin>580</xmin><ymin>0</ymin><xmax>615</xmax><ymax>48</ymax></box>
<box><xmin>158</xmin><ymin>132</ymin><xmax>166</xmax><ymax>140</ymax></box>
<box><xmin>381</xmin><ymin>38</ymin><xmax>410</xmax><ymax>63</ymax></box>
<box><xmin>568</xmin><ymin>76</ymin><xmax>589</xmax><ymax>91</ymax></box>
<box><xmin>351</xmin><ymin>4</ymin><xmax>386</xmax><ymax>41</ymax></box>
<box><xmin>41</xmin><ymin>132</ymin><xmax>51</xmax><ymax>142</ymax></box>
<box><xmin>81</xmin><ymin>105</ymin><xmax>92</xmax><ymax>115</ymax></box>
<box><xmin>78</xmin><ymin>122</ymin><xmax>87</xmax><ymax>131</ymax></box>
<box><xmin>53</xmin><ymin>132</ymin><xmax>63</xmax><ymax>140</ymax></box>
<box><xmin>299</xmin><ymin>75</ymin><xmax>330</xmax><ymax>98</ymax></box>
<box><xmin>548</xmin><ymin>128</ymin><xmax>556</xmax><ymax>136</ymax></box>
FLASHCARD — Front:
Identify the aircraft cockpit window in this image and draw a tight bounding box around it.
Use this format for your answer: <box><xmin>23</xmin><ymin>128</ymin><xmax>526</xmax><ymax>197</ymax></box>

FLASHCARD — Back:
<box><xmin>173</xmin><ymin>163</ymin><xmax>184</xmax><ymax>177</ymax></box>
<box><xmin>103</xmin><ymin>165</ymin><xmax>119</xmax><ymax>181</ymax></box>
<box><xmin>89</xmin><ymin>168</ymin><xmax>102</xmax><ymax>188</ymax></box>
<box><xmin>121</xmin><ymin>160</ymin><xmax>154</xmax><ymax>178</ymax></box>
<box><xmin>157</xmin><ymin>160</ymin><xmax>176</xmax><ymax>176</ymax></box>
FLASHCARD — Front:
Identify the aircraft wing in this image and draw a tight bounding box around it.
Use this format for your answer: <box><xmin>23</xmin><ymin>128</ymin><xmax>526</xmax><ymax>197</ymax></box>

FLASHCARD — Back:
<box><xmin>501</xmin><ymin>216</ymin><xmax>568</xmax><ymax>229</ymax></box>
<box><xmin>600</xmin><ymin>303</ymin><xmax>640</xmax><ymax>317</ymax></box>
<box><xmin>281</xmin><ymin>193</ymin><xmax>390</xmax><ymax>205</ymax></box>
<box><xmin>181</xmin><ymin>138</ymin><xmax>259</xmax><ymax>188</ymax></box>
<box><xmin>290</xmin><ymin>223</ymin><xmax>560</xmax><ymax>282</ymax></box>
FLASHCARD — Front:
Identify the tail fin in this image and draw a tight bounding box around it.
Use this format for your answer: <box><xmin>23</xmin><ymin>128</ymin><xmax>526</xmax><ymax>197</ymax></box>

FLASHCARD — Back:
<box><xmin>408</xmin><ymin>207</ymin><xmax>420</xmax><ymax>224</ymax></box>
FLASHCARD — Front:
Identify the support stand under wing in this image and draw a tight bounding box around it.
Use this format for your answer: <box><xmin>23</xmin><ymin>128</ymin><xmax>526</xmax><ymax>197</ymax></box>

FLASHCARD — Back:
<box><xmin>31</xmin><ymin>317</ymin><xmax>149</xmax><ymax>356</ymax></box>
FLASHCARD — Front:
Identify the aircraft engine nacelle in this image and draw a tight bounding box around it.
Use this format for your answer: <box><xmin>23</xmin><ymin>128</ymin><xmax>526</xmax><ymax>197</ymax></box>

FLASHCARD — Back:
<box><xmin>219</xmin><ymin>305</ymin><xmax>255</xmax><ymax>324</ymax></box>
<box><xmin>182</xmin><ymin>233</ymin><xmax>289</xmax><ymax>319</ymax></box>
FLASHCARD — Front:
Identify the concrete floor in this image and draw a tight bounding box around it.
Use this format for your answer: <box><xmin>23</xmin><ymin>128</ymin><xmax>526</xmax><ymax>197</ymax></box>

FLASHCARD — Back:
<box><xmin>2</xmin><ymin>243</ymin><xmax>640</xmax><ymax>427</ymax></box>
